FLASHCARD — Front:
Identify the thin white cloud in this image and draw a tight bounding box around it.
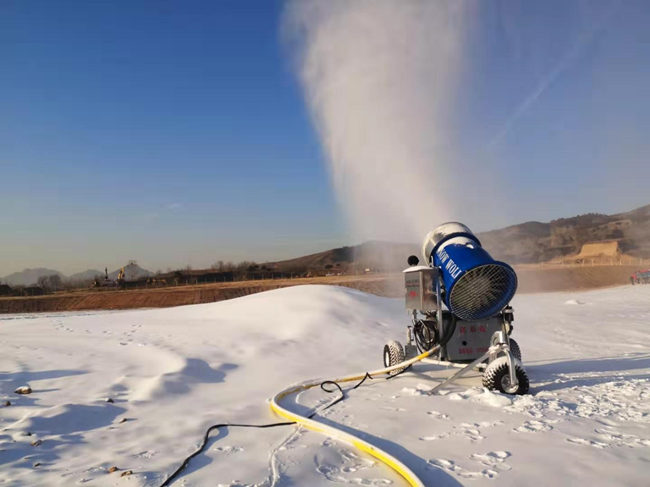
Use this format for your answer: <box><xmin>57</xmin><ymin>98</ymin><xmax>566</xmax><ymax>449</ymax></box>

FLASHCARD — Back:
<box><xmin>487</xmin><ymin>5</ymin><xmax>616</xmax><ymax>149</ymax></box>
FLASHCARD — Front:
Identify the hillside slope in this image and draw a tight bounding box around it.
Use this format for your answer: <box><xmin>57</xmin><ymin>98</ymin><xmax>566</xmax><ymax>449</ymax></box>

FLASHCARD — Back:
<box><xmin>1</xmin><ymin>264</ymin><xmax>153</xmax><ymax>287</ymax></box>
<box><xmin>1</xmin><ymin>268</ymin><xmax>63</xmax><ymax>287</ymax></box>
<box><xmin>107</xmin><ymin>262</ymin><xmax>153</xmax><ymax>281</ymax></box>
<box><xmin>273</xmin><ymin>203</ymin><xmax>650</xmax><ymax>270</ymax></box>
<box><xmin>270</xmin><ymin>240</ymin><xmax>417</xmax><ymax>273</ymax></box>
<box><xmin>479</xmin><ymin>204</ymin><xmax>650</xmax><ymax>264</ymax></box>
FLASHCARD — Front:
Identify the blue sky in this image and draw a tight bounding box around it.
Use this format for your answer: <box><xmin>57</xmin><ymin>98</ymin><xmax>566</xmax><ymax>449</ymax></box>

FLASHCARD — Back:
<box><xmin>1</xmin><ymin>0</ymin><xmax>649</xmax><ymax>275</ymax></box>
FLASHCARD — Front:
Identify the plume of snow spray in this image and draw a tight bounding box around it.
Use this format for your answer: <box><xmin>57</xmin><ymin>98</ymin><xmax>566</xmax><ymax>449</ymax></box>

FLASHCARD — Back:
<box><xmin>284</xmin><ymin>0</ymin><xmax>472</xmax><ymax>244</ymax></box>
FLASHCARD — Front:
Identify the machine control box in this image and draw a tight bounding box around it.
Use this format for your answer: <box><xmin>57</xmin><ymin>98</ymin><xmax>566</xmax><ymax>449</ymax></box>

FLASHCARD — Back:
<box><xmin>404</xmin><ymin>266</ymin><xmax>439</xmax><ymax>312</ymax></box>
<box><xmin>445</xmin><ymin>316</ymin><xmax>502</xmax><ymax>361</ymax></box>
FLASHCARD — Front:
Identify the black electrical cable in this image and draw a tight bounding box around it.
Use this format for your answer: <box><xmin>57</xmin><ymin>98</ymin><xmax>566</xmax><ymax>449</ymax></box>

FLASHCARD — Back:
<box><xmin>414</xmin><ymin>315</ymin><xmax>457</xmax><ymax>355</ymax></box>
<box><xmin>386</xmin><ymin>364</ymin><xmax>412</xmax><ymax>379</ymax></box>
<box><xmin>414</xmin><ymin>320</ymin><xmax>439</xmax><ymax>353</ymax></box>
<box><xmin>439</xmin><ymin>314</ymin><xmax>457</xmax><ymax>347</ymax></box>
<box><xmin>159</xmin><ymin>420</ymin><xmax>295</xmax><ymax>487</ymax></box>
<box><xmin>317</xmin><ymin>380</ymin><xmax>346</xmax><ymax>413</ymax></box>
<box><xmin>159</xmin><ymin>371</ymin><xmax>384</xmax><ymax>486</ymax></box>
<box><xmin>352</xmin><ymin>372</ymin><xmax>374</xmax><ymax>389</ymax></box>
<box><xmin>414</xmin><ymin>323</ymin><xmax>434</xmax><ymax>352</ymax></box>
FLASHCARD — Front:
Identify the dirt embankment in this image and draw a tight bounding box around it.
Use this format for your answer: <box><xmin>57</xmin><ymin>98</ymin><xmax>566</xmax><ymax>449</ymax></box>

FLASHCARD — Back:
<box><xmin>0</xmin><ymin>275</ymin><xmax>393</xmax><ymax>314</ymax></box>
<box><xmin>514</xmin><ymin>264</ymin><xmax>640</xmax><ymax>293</ymax></box>
<box><xmin>0</xmin><ymin>266</ymin><xmax>640</xmax><ymax>314</ymax></box>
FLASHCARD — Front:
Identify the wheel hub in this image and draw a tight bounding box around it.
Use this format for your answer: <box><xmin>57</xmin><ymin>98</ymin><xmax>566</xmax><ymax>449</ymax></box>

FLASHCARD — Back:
<box><xmin>500</xmin><ymin>373</ymin><xmax>519</xmax><ymax>394</ymax></box>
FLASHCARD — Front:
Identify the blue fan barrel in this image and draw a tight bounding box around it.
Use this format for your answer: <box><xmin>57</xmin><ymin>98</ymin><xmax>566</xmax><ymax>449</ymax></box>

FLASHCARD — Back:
<box><xmin>424</xmin><ymin>223</ymin><xmax>518</xmax><ymax>321</ymax></box>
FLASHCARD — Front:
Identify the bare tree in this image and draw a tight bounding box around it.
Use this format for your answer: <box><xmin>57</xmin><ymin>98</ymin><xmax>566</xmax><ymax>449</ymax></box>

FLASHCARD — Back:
<box><xmin>37</xmin><ymin>274</ymin><xmax>63</xmax><ymax>292</ymax></box>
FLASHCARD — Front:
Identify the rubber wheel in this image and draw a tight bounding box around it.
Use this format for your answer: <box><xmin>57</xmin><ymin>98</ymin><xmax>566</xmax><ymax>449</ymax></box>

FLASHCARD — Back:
<box><xmin>508</xmin><ymin>339</ymin><xmax>522</xmax><ymax>361</ymax></box>
<box><xmin>490</xmin><ymin>335</ymin><xmax>522</xmax><ymax>361</ymax></box>
<box><xmin>482</xmin><ymin>356</ymin><xmax>529</xmax><ymax>395</ymax></box>
<box><xmin>383</xmin><ymin>340</ymin><xmax>405</xmax><ymax>374</ymax></box>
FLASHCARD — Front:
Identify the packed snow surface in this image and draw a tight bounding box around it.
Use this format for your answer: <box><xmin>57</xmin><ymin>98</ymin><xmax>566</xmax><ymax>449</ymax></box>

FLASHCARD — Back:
<box><xmin>1</xmin><ymin>285</ymin><xmax>649</xmax><ymax>486</ymax></box>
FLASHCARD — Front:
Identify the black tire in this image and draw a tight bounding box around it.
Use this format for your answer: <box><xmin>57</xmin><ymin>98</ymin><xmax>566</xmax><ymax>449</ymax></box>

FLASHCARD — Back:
<box><xmin>490</xmin><ymin>335</ymin><xmax>522</xmax><ymax>361</ymax></box>
<box><xmin>508</xmin><ymin>338</ymin><xmax>522</xmax><ymax>361</ymax></box>
<box><xmin>383</xmin><ymin>340</ymin><xmax>405</xmax><ymax>374</ymax></box>
<box><xmin>482</xmin><ymin>356</ymin><xmax>529</xmax><ymax>395</ymax></box>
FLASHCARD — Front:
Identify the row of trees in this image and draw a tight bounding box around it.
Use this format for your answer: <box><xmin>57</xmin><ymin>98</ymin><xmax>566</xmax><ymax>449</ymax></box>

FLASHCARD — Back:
<box><xmin>1</xmin><ymin>258</ymin><xmax>358</xmax><ymax>296</ymax></box>
<box><xmin>0</xmin><ymin>274</ymin><xmax>95</xmax><ymax>296</ymax></box>
<box><xmin>208</xmin><ymin>261</ymin><xmax>274</xmax><ymax>272</ymax></box>
<box><xmin>37</xmin><ymin>274</ymin><xmax>64</xmax><ymax>292</ymax></box>
<box><xmin>0</xmin><ymin>283</ymin><xmax>46</xmax><ymax>296</ymax></box>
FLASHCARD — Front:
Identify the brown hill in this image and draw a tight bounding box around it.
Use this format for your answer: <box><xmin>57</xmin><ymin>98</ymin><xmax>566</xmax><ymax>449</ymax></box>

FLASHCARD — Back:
<box><xmin>478</xmin><ymin>204</ymin><xmax>650</xmax><ymax>264</ymax></box>
<box><xmin>268</xmin><ymin>203</ymin><xmax>650</xmax><ymax>271</ymax></box>
<box><xmin>268</xmin><ymin>240</ymin><xmax>418</xmax><ymax>274</ymax></box>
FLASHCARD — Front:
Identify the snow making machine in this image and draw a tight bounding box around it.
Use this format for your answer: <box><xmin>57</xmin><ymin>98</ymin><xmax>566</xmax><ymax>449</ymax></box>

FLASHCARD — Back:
<box><xmin>383</xmin><ymin>222</ymin><xmax>529</xmax><ymax>394</ymax></box>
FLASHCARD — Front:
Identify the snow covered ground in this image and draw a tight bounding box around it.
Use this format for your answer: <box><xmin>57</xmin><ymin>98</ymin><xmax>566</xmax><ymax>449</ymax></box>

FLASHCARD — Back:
<box><xmin>1</xmin><ymin>284</ymin><xmax>649</xmax><ymax>486</ymax></box>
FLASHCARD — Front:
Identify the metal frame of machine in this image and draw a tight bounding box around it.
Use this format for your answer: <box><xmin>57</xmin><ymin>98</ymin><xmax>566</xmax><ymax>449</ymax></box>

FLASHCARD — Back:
<box><xmin>383</xmin><ymin>223</ymin><xmax>529</xmax><ymax>395</ymax></box>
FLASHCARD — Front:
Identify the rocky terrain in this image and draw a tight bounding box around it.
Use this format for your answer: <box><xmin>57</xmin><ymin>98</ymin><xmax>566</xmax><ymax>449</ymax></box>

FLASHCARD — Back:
<box><xmin>268</xmin><ymin>204</ymin><xmax>650</xmax><ymax>272</ymax></box>
<box><xmin>479</xmin><ymin>204</ymin><xmax>650</xmax><ymax>264</ymax></box>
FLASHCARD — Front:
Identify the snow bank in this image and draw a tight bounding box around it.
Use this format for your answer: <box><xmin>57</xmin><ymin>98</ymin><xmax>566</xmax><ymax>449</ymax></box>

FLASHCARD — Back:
<box><xmin>1</xmin><ymin>284</ymin><xmax>649</xmax><ymax>486</ymax></box>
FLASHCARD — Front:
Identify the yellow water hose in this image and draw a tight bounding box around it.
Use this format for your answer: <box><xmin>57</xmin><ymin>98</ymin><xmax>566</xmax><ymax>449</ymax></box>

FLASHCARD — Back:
<box><xmin>269</xmin><ymin>345</ymin><xmax>440</xmax><ymax>487</ymax></box>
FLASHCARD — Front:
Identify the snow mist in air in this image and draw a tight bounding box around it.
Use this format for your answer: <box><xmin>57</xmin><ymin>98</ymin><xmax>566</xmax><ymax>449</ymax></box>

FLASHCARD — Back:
<box><xmin>284</xmin><ymin>0</ymin><xmax>471</xmax><ymax>243</ymax></box>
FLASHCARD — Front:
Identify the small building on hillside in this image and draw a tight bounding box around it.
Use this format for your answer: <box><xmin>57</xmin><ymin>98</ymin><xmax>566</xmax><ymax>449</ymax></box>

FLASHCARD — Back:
<box><xmin>575</xmin><ymin>240</ymin><xmax>621</xmax><ymax>263</ymax></box>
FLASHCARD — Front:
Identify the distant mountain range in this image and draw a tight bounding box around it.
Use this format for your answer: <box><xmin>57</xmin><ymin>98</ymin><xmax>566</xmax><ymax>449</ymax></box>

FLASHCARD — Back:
<box><xmin>1</xmin><ymin>263</ymin><xmax>152</xmax><ymax>287</ymax></box>
<box><xmin>479</xmin><ymin>203</ymin><xmax>650</xmax><ymax>264</ymax></box>
<box><xmin>68</xmin><ymin>269</ymin><xmax>104</xmax><ymax>282</ymax></box>
<box><xmin>267</xmin><ymin>240</ymin><xmax>417</xmax><ymax>273</ymax></box>
<box><xmin>267</xmin><ymin>203</ymin><xmax>650</xmax><ymax>271</ymax></box>
<box><xmin>2</xmin><ymin>204</ymin><xmax>648</xmax><ymax>286</ymax></box>
<box><xmin>1</xmin><ymin>268</ymin><xmax>65</xmax><ymax>287</ymax></box>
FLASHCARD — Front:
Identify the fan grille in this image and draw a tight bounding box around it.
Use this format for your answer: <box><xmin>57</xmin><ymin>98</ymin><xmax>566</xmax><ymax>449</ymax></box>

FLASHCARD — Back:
<box><xmin>448</xmin><ymin>264</ymin><xmax>517</xmax><ymax>320</ymax></box>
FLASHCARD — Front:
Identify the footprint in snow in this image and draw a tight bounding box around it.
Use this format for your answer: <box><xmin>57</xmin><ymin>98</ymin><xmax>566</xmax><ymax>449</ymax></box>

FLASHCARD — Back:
<box><xmin>427</xmin><ymin>410</ymin><xmax>450</xmax><ymax>420</ymax></box>
<box><xmin>592</xmin><ymin>427</ymin><xmax>650</xmax><ymax>448</ymax></box>
<box><xmin>420</xmin><ymin>433</ymin><xmax>450</xmax><ymax>441</ymax></box>
<box><xmin>428</xmin><ymin>458</ymin><xmax>500</xmax><ymax>479</ymax></box>
<box><xmin>400</xmin><ymin>384</ymin><xmax>433</xmax><ymax>396</ymax></box>
<box><xmin>380</xmin><ymin>406</ymin><xmax>406</xmax><ymax>412</ymax></box>
<box><xmin>315</xmin><ymin>440</ymin><xmax>391</xmax><ymax>485</ymax></box>
<box><xmin>136</xmin><ymin>450</ymin><xmax>157</xmax><ymax>458</ymax></box>
<box><xmin>420</xmin><ymin>423</ymin><xmax>487</xmax><ymax>442</ymax></box>
<box><xmin>459</xmin><ymin>425</ymin><xmax>485</xmax><ymax>441</ymax></box>
<box><xmin>513</xmin><ymin>419</ymin><xmax>554</xmax><ymax>433</ymax></box>
<box><xmin>214</xmin><ymin>446</ymin><xmax>244</xmax><ymax>454</ymax></box>
<box><xmin>470</xmin><ymin>451</ymin><xmax>512</xmax><ymax>471</ymax></box>
<box><xmin>566</xmin><ymin>437</ymin><xmax>608</xmax><ymax>449</ymax></box>
<box><xmin>595</xmin><ymin>417</ymin><xmax>619</xmax><ymax>427</ymax></box>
